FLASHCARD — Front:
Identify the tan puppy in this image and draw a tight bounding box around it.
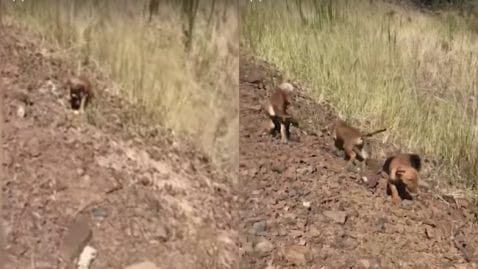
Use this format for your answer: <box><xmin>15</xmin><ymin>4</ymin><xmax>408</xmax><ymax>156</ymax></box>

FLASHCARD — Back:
<box><xmin>382</xmin><ymin>153</ymin><xmax>421</xmax><ymax>205</ymax></box>
<box><xmin>264</xmin><ymin>82</ymin><xmax>299</xmax><ymax>143</ymax></box>
<box><xmin>66</xmin><ymin>75</ymin><xmax>92</xmax><ymax>113</ymax></box>
<box><xmin>332</xmin><ymin>120</ymin><xmax>386</xmax><ymax>169</ymax></box>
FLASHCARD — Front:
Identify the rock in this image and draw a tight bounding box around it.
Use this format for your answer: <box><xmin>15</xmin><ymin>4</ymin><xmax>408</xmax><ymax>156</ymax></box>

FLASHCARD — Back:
<box><xmin>302</xmin><ymin>201</ymin><xmax>311</xmax><ymax>209</ymax></box>
<box><xmin>401</xmin><ymin>200</ymin><xmax>414</xmax><ymax>207</ymax></box>
<box><xmin>296</xmin><ymin>166</ymin><xmax>317</xmax><ymax>175</ymax></box>
<box><xmin>358</xmin><ymin>259</ymin><xmax>371</xmax><ymax>269</ymax></box>
<box><xmin>16</xmin><ymin>105</ymin><xmax>26</xmax><ymax>118</ymax></box>
<box><xmin>254</xmin><ymin>239</ymin><xmax>274</xmax><ymax>255</ymax></box>
<box><xmin>12</xmin><ymin>90</ymin><xmax>32</xmax><ymax>105</ymax></box>
<box><xmin>77</xmin><ymin>245</ymin><xmax>97</xmax><ymax>269</ymax></box>
<box><xmin>425</xmin><ymin>227</ymin><xmax>433</xmax><ymax>239</ymax></box>
<box><xmin>323</xmin><ymin>210</ymin><xmax>347</xmax><ymax>224</ymax></box>
<box><xmin>361</xmin><ymin>175</ymin><xmax>379</xmax><ymax>189</ymax></box>
<box><xmin>253</xmin><ymin>220</ymin><xmax>267</xmax><ymax>235</ymax></box>
<box><xmin>76</xmin><ymin>168</ymin><xmax>85</xmax><ymax>176</ymax></box>
<box><xmin>59</xmin><ymin>216</ymin><xmax>93</xmax><ymax>263</ymax></box>
<box><xmin>265</xmin><ymin>262</ymin><xmax>276</xmax><ymax>269</ymax></box>
<box><xmin>376</xmin><ymin>217</ymin><xmax>387</xmax><ymax>233</ymax></box>
<box><xmin>155</xmin><ymin>223</ymin><xmax>169</xmax><ymax>242</ymax></box>
<box><xmin>91</xmin><ymin>207</ymin><xmax>108</xmax><ymax>220</ymax></box>
<box><xmin>282</xmin><ymin>245</ymin><xmax>312</xmax><ymax>266</ymax></box>
<box><xmin>125</xmin><ymin>261</ymin><xmax>159</xmax><ymax>269</ymax></box>
<box><xmin>27</xmin><ymin>137</ymin><xmax>41</xmax><ymax>157</ymax></box>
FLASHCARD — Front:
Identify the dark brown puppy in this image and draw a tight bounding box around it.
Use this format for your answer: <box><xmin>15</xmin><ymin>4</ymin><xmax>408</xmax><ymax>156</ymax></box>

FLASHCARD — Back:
<box><xmin>66</xmin><ymin>75</ymin><xmax>92</xmax><ymax>113</ymax></box>
<box><xmin>382</xmin><ymin>153</ymin><xmax>421</xmax><ymax>205</ymax></box>
<box><xmin>264</xmin><ymin>82</ymin><xmax>298</xmax><ymax>143</ymax></box>
<box><xmin>332</xmin><ymin>120</ymin><xmax>386</xmax><ymax>169</ymax></box>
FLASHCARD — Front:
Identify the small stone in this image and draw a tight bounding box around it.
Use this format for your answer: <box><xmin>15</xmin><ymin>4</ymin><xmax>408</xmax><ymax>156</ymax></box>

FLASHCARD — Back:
<box><xmin>323</xmin><ymin>210</ymin><xmax>347</xmax><ymax>224</ymax></box>
<box><xmin>358</xmin><ymin>259</ymin><xmax>371</xmax><ymax>269</ymax></box>
<box><xmin>265</xmin><ymin>262</ymin><xmax>276</xmax><ymax>269</ymax></box>
<box><xmin>125</xmin><ymin>261</ymin><xmax>159</xmax><ymax>269</ymax></box>
<box><xmin>77</xmin><ymin>245</ymin><xmax>97</xmax><ymax>269</ymax></box>
<box><xmin>155</xmin><ymin>224</ymin><xmax>169</xmax><ymax>242</ymax></box>
<box><xmin>425</xmin><ymin>227</ymin><xmax>433</xmax><ymax>239</ymax></box>
<box><xmin>28</xmin><ymin>138</ymin><xmax>41</xmax><ymax>157</ymax></box>
<box><xmin>76</xmin><ymin>168</ymin><xmax>85</xmax><ymax>176</ymax></box>
<box><xmin>16</xmin><ymin>105</ymin><xmax>26</xmax><ymax>118</ymax></box>
<box><xmin>296</xmin><ymin>166</ymin><xmax>317</xmax><ymax>175</ymax></box>
<box><xmin>59</xmin><ymin>216</ymin><xmax>92</xmax><ymax>263</ymax></box>
<box><xmin>254</xmin><ymin>239</ymin><xmax>274</xmax><ymax>255</ymax></box>
<box><xmin>302</xmin><ymin>201</ymin><xmax>311</xmax><ymax>209</ymax></box>
<box><xmin>253</xmin><ymin>220</ymin><xmax>267</xmax><ymax>235</ymax></box>
<box><xmin>282</xmin><ymin>245</ymin><xmax>312</xmax><ymax>266</ymax></box>
<box><xmin>91</xmin><ymin>207</ymin><xmax>108</xmax><ymax>220</ymax></box>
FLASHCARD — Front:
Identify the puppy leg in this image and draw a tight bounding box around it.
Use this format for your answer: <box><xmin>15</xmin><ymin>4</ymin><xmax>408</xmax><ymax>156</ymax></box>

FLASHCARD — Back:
<box><xmin>79</xmin><ymin>95</ymin><xmax>87</xmax><ymax>114</ymax></box>
<box><xmin>343</xmin><ymin>145</ymin><xmax>357</xmax><ymax>170</ymax></box>
<box><xmin>280</xmin><ymin>121</ymin><xmax>289</xmax><ymax>143</ymax></box>
<box><xmin>388</xmin><ymin>182</ymin><xmax>401</xmax><ymax>205</ymax></box>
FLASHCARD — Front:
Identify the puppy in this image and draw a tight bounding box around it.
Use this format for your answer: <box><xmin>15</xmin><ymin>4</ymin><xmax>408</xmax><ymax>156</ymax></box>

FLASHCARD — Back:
<box><xmin>382</xmin><ymin>153</ymin><xmax>421</xmax><ymax>205</ymax></box>
<box><xmin>332</xmin><ymin>120</ymin><xmax>386</xmax><ymax>169</ymax></box>
<box><xmin>264</xmin><ymin>82</ymin><xmax>298</xmax><ymax>143</ymax></box>
<box><xmin>66</xmin><ymin>75</ymin><xmax>92</xmax><ymax>113</ymax></box>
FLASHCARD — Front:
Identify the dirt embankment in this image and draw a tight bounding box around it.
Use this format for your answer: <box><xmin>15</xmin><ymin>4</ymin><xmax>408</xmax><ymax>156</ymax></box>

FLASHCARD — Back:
<box><xmin>238</xmin><ymin>53</ymin><xmax>478</xmax><ymax>269</ymax></box>
<box><xmin>0</xmin><ymin>25</ymin><xmax>239</xmax><ymax>269</ymax></box>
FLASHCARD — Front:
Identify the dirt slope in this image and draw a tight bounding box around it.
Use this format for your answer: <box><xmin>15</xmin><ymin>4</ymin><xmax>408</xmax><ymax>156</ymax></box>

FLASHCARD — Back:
<box><xmin>238</xmin><ymin>53</ymin><xmax>478</xmax><ymax>269</ymax></box>
<box><xmin>0</xmin><ymin>25</ymin><xmax>238</xmax><ymax>269</ymax></box>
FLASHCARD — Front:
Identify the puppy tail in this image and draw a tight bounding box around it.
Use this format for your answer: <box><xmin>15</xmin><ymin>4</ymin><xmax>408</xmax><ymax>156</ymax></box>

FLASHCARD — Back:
<box><xmin>364</xmin><ymin>128</ymin><xmax>387</xmax><ymax>137</ymax></box>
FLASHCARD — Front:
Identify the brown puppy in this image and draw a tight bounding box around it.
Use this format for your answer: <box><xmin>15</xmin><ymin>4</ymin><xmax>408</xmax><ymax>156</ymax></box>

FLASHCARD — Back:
<box><xmin>332</xmin><ymin>120</ymin><xmax>386</xmax><ymax>169</ymax></box>
<box><xmin>382</xmin><ymin>153</ymin><xmax>421</xmax><ymax>205</ymax></box>
<box><xmin>264</xmin><ymin>82</ymin><xmax>298</xmax><ymax>143</ymax></box>
<box><xmin>66</xmin><ymin>76</ymin><xmax>92</xmax><ymax>113</ymax></box>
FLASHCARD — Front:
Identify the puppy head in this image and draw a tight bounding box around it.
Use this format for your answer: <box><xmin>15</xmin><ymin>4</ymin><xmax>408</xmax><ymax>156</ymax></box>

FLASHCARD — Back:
<box><xmin>397</xmin><ymin>167</ymin><xmax>418</xmax><ymax>193</ymax></box>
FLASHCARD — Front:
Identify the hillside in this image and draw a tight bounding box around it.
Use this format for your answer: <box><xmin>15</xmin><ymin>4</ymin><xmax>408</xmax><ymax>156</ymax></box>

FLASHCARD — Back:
<box><xmin>238</xmin><ymin>53</ymin><xmax>478</xmax><ymax>268</ymax></box>
<box><xmin>1</xmin><ymin>24</ymin><xmax>238</xmax><ymax>269</ymax></box>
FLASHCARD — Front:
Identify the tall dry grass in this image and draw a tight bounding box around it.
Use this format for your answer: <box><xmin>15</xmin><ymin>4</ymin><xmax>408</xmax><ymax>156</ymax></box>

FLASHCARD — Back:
<box><xmin>3</xmin><ymin>0</ymin><xmax>239</xmax><ymax>176</ymax></box>
<box><xmin>242</xmin><ymin>0</ymin><xmax>478</xmax><ymax>187</ymax></box>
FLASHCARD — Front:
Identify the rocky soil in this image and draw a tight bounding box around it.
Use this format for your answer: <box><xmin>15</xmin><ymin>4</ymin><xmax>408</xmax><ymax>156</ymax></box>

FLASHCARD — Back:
<box><xmin>0</xmin><ymin>24</ymin><xmax>238</xmax><ymax>269</ymax></box>
<box><xmin>238</xmin><ymin>53</ymin><xmax>478</xmax><ymax>269</ymax></box>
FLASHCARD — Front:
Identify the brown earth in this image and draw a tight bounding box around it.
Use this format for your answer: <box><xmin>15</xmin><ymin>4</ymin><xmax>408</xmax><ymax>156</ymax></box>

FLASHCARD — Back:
<box><xmin>0</xmin><ymin>25</ymin><xmax>238</xmax><ymax>269</ymax></box>
<box><xmin>238</xmin><ymin>53</ymin><xmax>478</xmax><ymax>269</ymax></box>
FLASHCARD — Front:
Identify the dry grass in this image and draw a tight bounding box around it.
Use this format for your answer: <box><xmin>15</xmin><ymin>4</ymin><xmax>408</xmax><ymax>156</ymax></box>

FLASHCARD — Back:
<box><xmin>3</xmin><ymin>0</ymin><xmax>239</xmax><ymax>176</ymax></box>
<box><xmin>242</xmin><ymin>0</ymin><xmax>478</xmax><ymax>187</ymax></box>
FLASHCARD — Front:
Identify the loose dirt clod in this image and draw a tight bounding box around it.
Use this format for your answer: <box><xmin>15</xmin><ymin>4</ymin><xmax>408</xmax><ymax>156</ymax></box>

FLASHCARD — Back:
<box><xmin>125</xmin><ymin>261</ymin><xmax>159</xmax><ymax>269</ymax></box>
<box><xmin>323</xmin><ymin>210</ymin><xmax>348</xmax><ymax>224</ymax></box>
<box><xmin>281</xmin><ymin>245</ymin><xmax>312</xmax><ymax>266</ymax></box>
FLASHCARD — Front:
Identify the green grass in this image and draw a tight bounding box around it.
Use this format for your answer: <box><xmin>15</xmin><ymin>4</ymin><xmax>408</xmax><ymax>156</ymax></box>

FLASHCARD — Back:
<box><xmin>3</xmin><ymin>0</ymin><xmax>239</xmax><ymax>176</ymax></box>
<box><xmin>242</xmin><ymin>0</ymin><xmax>478</xmax><ymax>187</ymax></box>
